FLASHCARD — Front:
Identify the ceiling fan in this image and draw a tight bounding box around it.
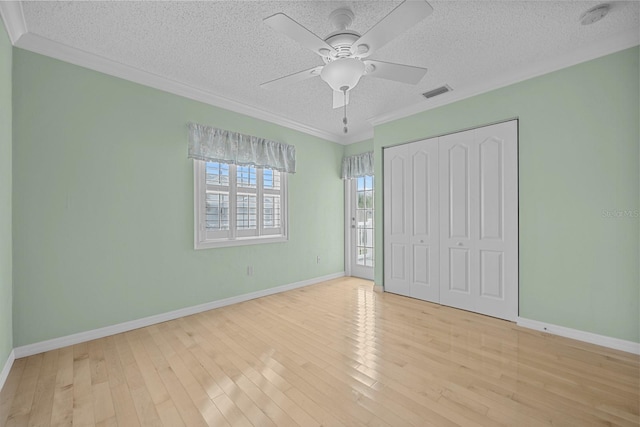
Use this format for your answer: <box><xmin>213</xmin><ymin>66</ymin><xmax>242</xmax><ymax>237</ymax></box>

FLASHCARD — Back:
<box><xmin>261</xmin><ymin>0</ymin><xmax>434</xmax><ymax>127</ymax></box>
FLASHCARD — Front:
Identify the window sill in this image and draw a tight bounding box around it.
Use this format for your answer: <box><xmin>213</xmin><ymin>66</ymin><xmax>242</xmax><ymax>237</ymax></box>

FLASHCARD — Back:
<box><xmin>195</xmin><ymin>234</ymin><xmax>288</xmax><ymax>250</ymax></box>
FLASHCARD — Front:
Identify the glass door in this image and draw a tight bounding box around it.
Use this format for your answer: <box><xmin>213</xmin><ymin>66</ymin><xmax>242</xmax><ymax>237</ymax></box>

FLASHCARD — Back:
<box><xmin>350</xmin><ymin>175</ymin><xmax>374</xmax><ymax>280</ymax></box>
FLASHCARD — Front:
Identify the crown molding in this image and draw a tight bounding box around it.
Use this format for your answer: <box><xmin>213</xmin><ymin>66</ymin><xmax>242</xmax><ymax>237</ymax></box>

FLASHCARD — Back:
<box><xmin>5</xmin><ymin>2</ymin><xmax>637</xmax><ymax>145</ymax></box>
<box><xmin>0</xmin><ymin>1</ymin><xmax>367</xmax><ymax>146</ymax></box>
<box><xmin>339</xmin><ymin>128</ymin><xmax>374</xmax><ymax>145</ymax></box>
<box><xmin>14</xmin><ymin>31</ymin><xmax>348</xmax><ymax>144</ymax></box>
<box><xmin>369</xmin><ymin>28</ymin><xmax>640</xmax><ymax>127</ymax></box>
<box><xmin>0</xmin><ymin>1</ymin><xmax>27</xmax><ymax>44</ymax></box>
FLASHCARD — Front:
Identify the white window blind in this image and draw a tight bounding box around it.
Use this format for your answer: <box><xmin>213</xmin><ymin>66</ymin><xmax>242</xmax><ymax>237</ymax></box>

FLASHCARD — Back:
<box><xmin>195</xmin><ymin>161</ymin><xmax>288</xmax><ymax>249</ymax></box>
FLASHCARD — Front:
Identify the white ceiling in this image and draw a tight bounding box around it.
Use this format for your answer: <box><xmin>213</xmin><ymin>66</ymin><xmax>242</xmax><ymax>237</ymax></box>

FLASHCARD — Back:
<box><xmin>4</xmin><ymin>1</ymin><xmax>640</xmax><ymax>144</ymax></box>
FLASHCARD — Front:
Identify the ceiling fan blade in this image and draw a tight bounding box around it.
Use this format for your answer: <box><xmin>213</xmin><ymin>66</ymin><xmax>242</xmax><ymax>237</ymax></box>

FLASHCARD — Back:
<box><xmin>264</xmin><ymin>13</ymin><xmax>337</xmax><ymax>57</ymax></box>
<box><xmin>364</xmin><ymin>60</ymin><xmax>427</xmax><ymax>84</ymax></box>
<box><xmin>261</xmin><ymin>66</ymin><xmax>323</xmax><ymax>89</ymax></box>
<box><xmin>350</xmin><ymin>0</ymin><xmax>433</xmax><ymax>58</ymax></box>
<box><xmin>333</xmin><ymin>90</ymin><xmax>350</xmax><ymax>109</ymax></box>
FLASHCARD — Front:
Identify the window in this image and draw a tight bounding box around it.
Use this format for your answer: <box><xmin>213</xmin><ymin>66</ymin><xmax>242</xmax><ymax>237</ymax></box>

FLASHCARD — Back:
<box><xmin>355</xmin><ymin>175</ymin><xmax>374</xmax><ymax>267</ymax></box>
<box><xmin>194</xmin><ymin>160</ymin><xmax>288</xmax><ymax>249</ymax></box>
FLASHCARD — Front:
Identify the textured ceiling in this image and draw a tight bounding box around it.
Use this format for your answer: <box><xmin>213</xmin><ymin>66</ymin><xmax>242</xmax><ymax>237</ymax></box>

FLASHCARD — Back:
<box><xmin>17</xmin><ymin>1</ymin><xmax>640</xmax><ymax>143</ymax></box>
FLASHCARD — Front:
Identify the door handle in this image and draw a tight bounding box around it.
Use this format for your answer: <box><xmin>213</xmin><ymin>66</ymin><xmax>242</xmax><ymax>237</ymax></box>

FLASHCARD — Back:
<box><xmin>457</xmin><ymin>242</ymin><xmax>463</xmax><ymax>246</ymax></box>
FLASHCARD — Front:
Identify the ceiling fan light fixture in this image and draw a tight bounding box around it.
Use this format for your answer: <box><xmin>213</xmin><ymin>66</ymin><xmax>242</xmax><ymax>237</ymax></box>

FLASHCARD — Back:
<box><xmin>320</xmin><ymin>58</ymin><xmax>365</xmax><ymax>92</ymax></box>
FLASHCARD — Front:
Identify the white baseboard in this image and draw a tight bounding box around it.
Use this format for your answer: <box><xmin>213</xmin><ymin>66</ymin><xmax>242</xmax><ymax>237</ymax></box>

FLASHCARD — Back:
<box><xmin>517</xmin><ymin>317</ymin><xmax>639</xmax><ymax>355</ymax></box>
<box><xmin>14</xmin><ymin>272</ymin><xmax>345</xmax><ymax>358</ymax></box>
<box><xmin>0</xmin><ymin>349</ymin><xmax>15</xmax><ymax>393</ymax></box>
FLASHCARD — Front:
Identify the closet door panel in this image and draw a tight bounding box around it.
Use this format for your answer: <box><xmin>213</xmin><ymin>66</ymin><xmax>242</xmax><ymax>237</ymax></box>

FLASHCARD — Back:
<box><xmin>384</xmin><ymin>145</ymin><xmax>411</xmax><ymax>296</ymax></box>
<box><xmin>480</xmin><ymin>250</ymin><xmax>503</xmax><ymax>298</ymax></box>
<box><xmin>448</xmin><ymin>144</ymin><xmax>470</xmax><ymax>240</ymax></box>
<box><xmin>389</xmin><ymin>155</ymin><xmax>406</xmax><ymax>236</ymax></box>
<box><xmin>474</xmin><ymin>121</ymin><xmax>518</xmax><ymax>320</ymax></box>
<box><xmin>412</xmin><ymin>245</ymin><xmax>430</xmax><ymax>285</ymax></box>
<box><xmin>390</xmin><ymin>244</ymin><xmax>407</xmax><ymax>280</ymax></box>
<box><xmin>439</xmin><ymin>121</ymin><xmax>518</xmax><ymax>320</ymax></box>
<box><xmin>479</xmin><ymin>138</ymin><xmax>503</xmax><ymax>241</ymax></box>
<box><xmin>439</xmin><ymin>130</ymin><xmax>478</xmax><ymax>312</ymax></box>
<box><xmin>449</xmin><ymin>248</ymin><xmax>470</xmax><ymax>293</ymax></box>
<box><xmin>408</xmin><ymin>141</ymin><xmax>439</xmax><ymax>302</ymax></box>
<box><xmin>412</xmin><ymin>151</ymin><xmax>430</xmax><ymax>236</ymax></box>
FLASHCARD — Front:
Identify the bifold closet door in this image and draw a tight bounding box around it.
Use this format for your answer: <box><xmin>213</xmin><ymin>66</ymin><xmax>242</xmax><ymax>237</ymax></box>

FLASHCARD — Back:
<box><xmin>383</xmin><ymin>120</ymin><xmax>518</xmax><ymax>321</ymax></box>
<box><xmin>439</xmin><ymin>120</ymin><xmax>518</xmax><ymax>321</ymax></box>
<box><xmin>383</xmin><ymin>138</ymin><xmax>440</xmax><ymax>302</ymax></box>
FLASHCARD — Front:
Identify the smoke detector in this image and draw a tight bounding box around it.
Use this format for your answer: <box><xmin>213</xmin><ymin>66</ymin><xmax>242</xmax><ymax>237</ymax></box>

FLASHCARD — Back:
<box><xmin>580</xmin><ymin>4</ymin><xmax>610</xmax><ymax>25</ymax></box>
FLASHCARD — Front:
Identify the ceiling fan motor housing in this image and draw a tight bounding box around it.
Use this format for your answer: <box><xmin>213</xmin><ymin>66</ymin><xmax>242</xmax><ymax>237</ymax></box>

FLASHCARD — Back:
<box><xmin>323</xmin><ymin>31</ymin><xmax>361</xmax><ymax>61</ymax></box>
<box><xmin>329</xmin><ymin>8</ymin><xmax>355</xmax><ymax>30</ymax></box>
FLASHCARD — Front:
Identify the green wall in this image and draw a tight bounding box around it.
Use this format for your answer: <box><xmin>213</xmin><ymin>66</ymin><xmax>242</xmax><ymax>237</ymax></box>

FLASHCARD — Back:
<box><xmin>0</xmin><ymin>19</ymin><xmax>13</xmax><ymax>367</ymax></box>
<box><xmin>374</xmin><ymin>47</ymin><xmax>640</xmax><ymax>343</ymax></box>
<box><xmin>7</xmin><ymin>41</ymin><xmax>639</xmax><ymax>349</ymax></box>
<box><xmin>12</xmin><ymin>49</ymin><xmax>345</xmax><ymax>347</ymax></box>
<box><xmin>343</xmin><ymin>139</ymin><xmax>373</xmax><ymax>157</ymax></box>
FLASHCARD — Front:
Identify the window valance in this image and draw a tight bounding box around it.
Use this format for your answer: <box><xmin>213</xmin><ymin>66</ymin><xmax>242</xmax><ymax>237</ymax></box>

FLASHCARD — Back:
<box><xmin>341</xmin><ymin>151</ymin><xmax>373</xmax><ymax>179</ymax></box>
<box><xmin>188</xmin><ymin>122</ymin><xmax>296</xmax><ymax>173</ymax></box>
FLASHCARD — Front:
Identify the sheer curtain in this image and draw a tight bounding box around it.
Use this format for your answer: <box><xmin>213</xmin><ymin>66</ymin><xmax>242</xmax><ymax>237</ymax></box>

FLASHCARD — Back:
<box><xmin>188</xmin><ymin>122</ymin><xmax>296</xmax><ymax>173</ymax></box>
<box><xmin>342</xmin><ymin>151</ymin><xmax>373</xmax><ymax>179</ymax></box>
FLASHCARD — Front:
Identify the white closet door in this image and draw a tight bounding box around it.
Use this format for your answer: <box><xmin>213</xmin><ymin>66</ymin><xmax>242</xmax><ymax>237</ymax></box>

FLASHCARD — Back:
<box><xmin>384</xmin><ymin>144</ymin><xmax>411</xmax><ymax>296</ymax></box>
<box><xmin>384</xmin><ymin>138</ymin><xmax>439</xmax><ymax>302</ymax></box>
<box><xmin>407</xmin><ymin>139</ymin><xmax>440</xmax><ymax>301</ymax></box>
<box><xmin>439</xmin><ymin>120</ymin><xmax>518</xmax><ymax>321</ymax></box>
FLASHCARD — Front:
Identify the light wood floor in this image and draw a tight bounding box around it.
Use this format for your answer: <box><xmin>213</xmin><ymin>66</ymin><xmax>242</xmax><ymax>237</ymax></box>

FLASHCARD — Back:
<box><xmin>1</xmin><ymin>277</ymin><xmax>638</xmax><ymax>426</ymax></box>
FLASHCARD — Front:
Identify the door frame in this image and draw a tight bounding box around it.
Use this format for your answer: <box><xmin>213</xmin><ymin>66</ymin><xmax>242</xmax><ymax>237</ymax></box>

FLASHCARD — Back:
<box><xmin>344</xmin><ymin>180</ymin><xmax>352</xmax><ymax>276</ymax></box>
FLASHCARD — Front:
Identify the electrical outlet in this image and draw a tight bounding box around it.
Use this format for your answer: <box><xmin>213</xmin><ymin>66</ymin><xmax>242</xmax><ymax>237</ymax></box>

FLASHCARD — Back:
<box><xmin>316</xmin><ymin>256</ymin><xmax>320</xmax><ymax>264</ymax></box>
<box><xmin>247</xmin><ymin>266</ymin><xmax>253</xmax><ymax>276</ymax></box>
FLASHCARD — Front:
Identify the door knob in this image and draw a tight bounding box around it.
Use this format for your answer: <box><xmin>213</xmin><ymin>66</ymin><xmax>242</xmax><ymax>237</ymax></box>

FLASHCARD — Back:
<box><xmin>457</xmin><ymin>242</ymin><xmax>463</xmax><ymax>246</ymax></box>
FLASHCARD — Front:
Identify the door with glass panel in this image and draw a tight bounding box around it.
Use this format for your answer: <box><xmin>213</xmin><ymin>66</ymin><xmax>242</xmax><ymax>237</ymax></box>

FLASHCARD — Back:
<box><xmin>350</xmin><ymin>175</ymin><xmax>374</xmax><ymax>280</ymax></box>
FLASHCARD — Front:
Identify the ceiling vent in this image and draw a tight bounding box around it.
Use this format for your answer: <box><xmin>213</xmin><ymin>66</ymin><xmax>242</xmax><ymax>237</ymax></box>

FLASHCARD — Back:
<box><xmin>422</xmin><ymin>85</ymin><xmax>452</xmax><ymax>99</ymax></box>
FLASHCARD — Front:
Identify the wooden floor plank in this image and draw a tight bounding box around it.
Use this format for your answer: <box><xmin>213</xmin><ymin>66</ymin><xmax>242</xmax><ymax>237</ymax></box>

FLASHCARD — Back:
<box><xmin>1</xmin><ymin>277</ymin><xmax>638</xmax><ymax>427</ymax></box>
<box><xmin>5</xmin><ymin>354</ymin><xmax>43</xmax><ymax>426</ymax></box>
<box><xmin>0</xmin><ymin>359</ymin><xmax>26</xmax><ymax>427</ymax></box>
<box><xmin>49</xmin><ymin>346</ymin><xmax>73</xmax><ymax>427</ymax></box>
<box><xmin>72</xmin><ymin>343</ymin><xmax>95</xmax><ymax>426</ymax></box>
<box><xmin>102</xmin><ymin>337</ymin><xmax>140</xmax><ymax>427</ymax></box>
<box><xmin>26</xmin><ymin>350</ymin><xmax>58</xmax><ymax>427</ymax></box>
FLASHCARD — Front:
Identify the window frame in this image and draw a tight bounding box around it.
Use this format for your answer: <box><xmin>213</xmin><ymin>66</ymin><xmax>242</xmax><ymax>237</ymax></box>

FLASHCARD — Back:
<box><xmin>194</xmin><ymin>160</ymin><xmax>288</xmax><ymax>249</ymax></box>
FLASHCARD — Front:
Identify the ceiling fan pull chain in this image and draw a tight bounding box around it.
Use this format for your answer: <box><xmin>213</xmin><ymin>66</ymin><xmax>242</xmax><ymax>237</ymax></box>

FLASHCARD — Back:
<box><xmin>342</xmin><ymin>87</ymin><xmax>348</xmax><ymax>134</ymax></box>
